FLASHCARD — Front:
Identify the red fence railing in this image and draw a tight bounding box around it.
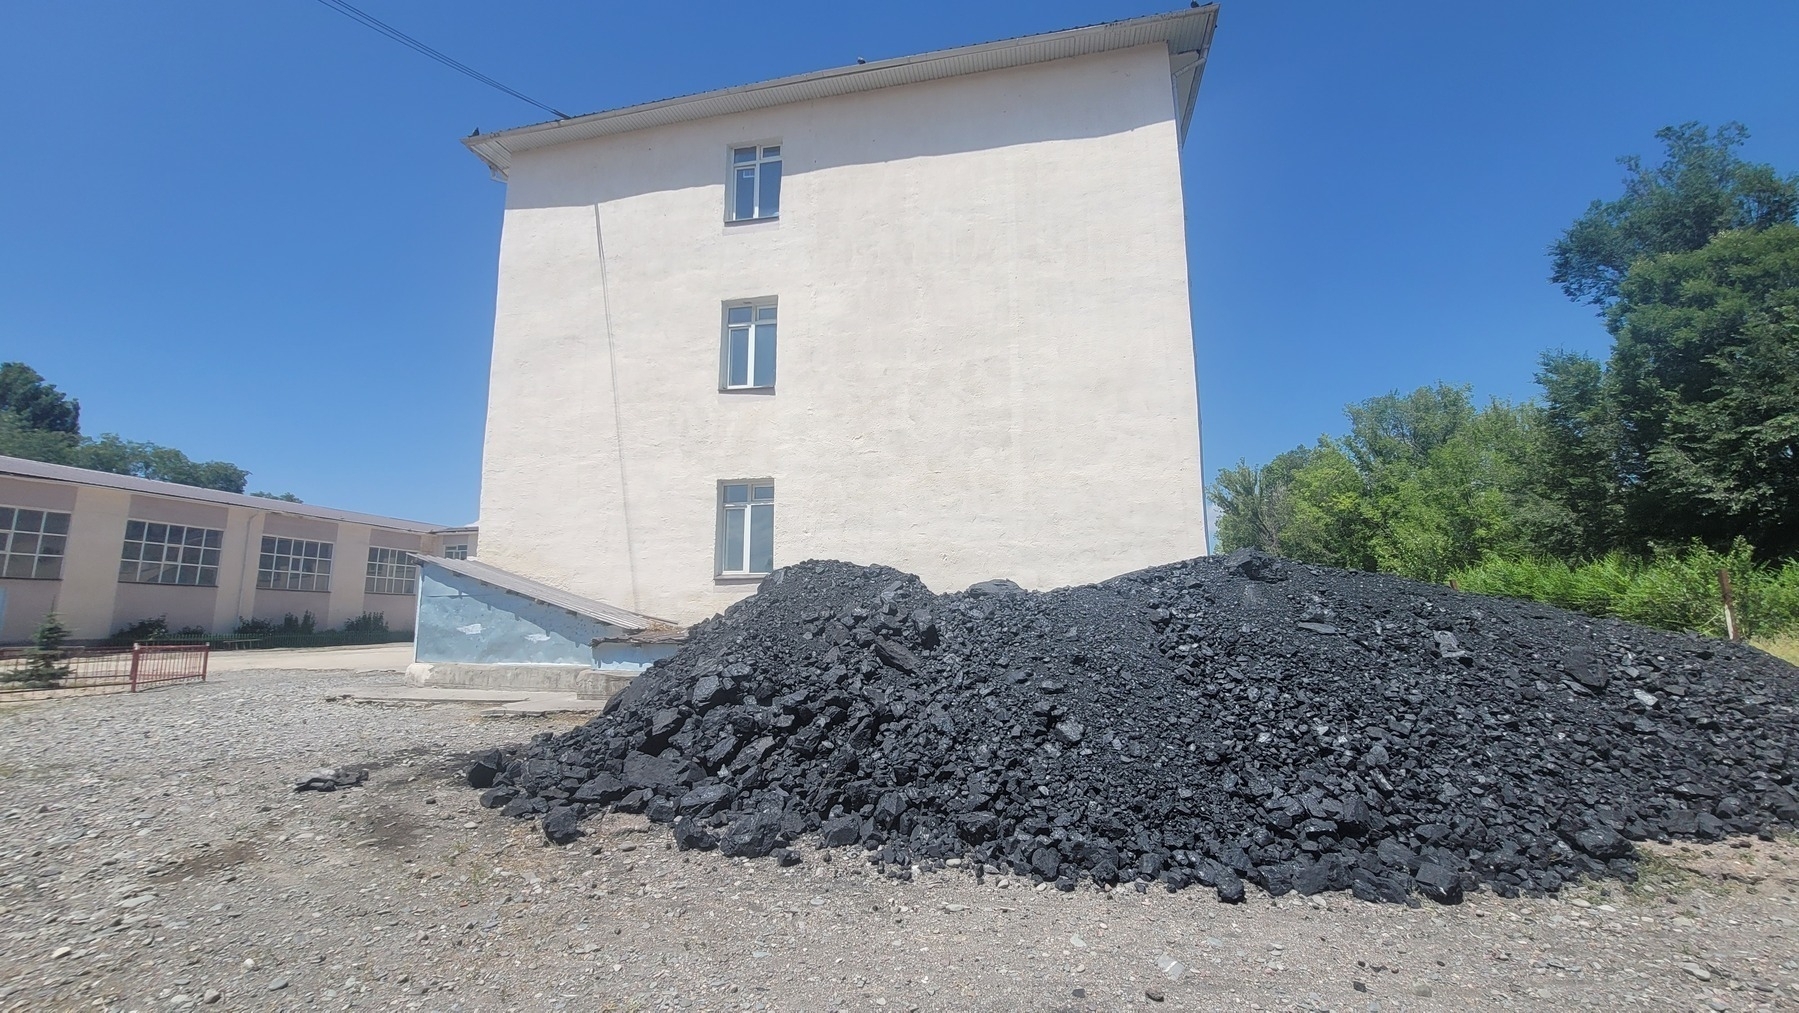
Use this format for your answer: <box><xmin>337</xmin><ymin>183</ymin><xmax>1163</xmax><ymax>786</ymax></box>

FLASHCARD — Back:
<box><xmin>128</xmin><ymin>643</ymin><xmax>209</xmax><ymax>692</ymax></box>
<box><xmin>0</xmin><ymin>643</ymin><xmax>209</xmax><ymax>694</ymax></box>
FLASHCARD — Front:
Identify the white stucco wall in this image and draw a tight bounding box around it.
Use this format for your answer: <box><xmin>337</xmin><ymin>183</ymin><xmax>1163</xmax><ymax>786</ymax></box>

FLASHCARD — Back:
<box><xmin>479</xmin><ymin>43</ymin><xmax>1205</xmax><ymax>622</ymax></box>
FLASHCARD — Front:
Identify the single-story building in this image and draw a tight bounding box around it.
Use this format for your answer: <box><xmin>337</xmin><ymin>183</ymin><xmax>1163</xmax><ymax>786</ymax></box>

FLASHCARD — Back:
<box><xmin>0</xmin><ymin>455</ymin><xmax>471</xmax><ymax>643</ymax></box>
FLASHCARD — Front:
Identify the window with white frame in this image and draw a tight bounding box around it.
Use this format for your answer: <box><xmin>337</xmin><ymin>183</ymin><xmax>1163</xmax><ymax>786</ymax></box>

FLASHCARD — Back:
<box><xmin>727</xmin><ymin>143</ymin><xmax>781</xmax><ymax>222</ymax></box>
<box><xmin>257</xmin><ymin>535</ymin><xmax>333</xmax><ymax>591</ymax></box>
<box><xmin>716</xmin><ymin>481</ymin><xmax>774</xmax><ymax>576</ymax></box>
<box><xmin>365</xmin><ymin>547</ymin><xmax>418</xmax><ymax>595</ymax></box>
<box><xmin>119</xmin><ymin>520</ymin><xmax>223</xmax><ymax>586</ymax></box>
<box><xmin>0</xmin><ymin>506</ymin><xmax>70</xmax><ymax>580</ymax></box>
<box><xmin>443</xmin><ymin>543</ymin><xmax>470</xmax><ymax>560</ymax></box>
<box><xmin>722</xmin><ymin>300</ymin><xmax>777</xmax><ymax>389</ymax></box>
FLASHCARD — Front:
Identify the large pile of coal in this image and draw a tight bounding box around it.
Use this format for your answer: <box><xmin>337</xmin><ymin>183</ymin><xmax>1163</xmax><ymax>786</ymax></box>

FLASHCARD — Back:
<box><xmin>469</xmin><ymin>553</ymin><xmax>1799</xmax><ymax>904</ymax></box>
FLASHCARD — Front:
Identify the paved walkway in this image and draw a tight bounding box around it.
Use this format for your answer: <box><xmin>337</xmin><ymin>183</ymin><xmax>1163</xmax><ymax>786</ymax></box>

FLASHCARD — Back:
<box><xmin>205</xmin><ymin>642</ymin><xmax>415</xmax><ymax>673</ymax></box>
<box><xmin>336</xmin><ymin>684</ymin><xmax>608</xmax><ymax>716</ymax></box>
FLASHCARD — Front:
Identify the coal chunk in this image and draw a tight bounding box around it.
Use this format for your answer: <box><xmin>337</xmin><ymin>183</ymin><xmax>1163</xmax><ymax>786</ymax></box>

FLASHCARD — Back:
<box><xmin>542</xmin><ymin>806</ymin><xmax>582</xmax><ymax>845</ymax></box>
<box><xmin>718</xmin><ymin>812</ymin><xmax>784</xmax><ymax>858</ymax></box>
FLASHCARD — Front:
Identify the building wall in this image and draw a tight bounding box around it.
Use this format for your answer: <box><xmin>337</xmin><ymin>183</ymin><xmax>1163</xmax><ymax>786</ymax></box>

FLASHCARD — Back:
<box><xmin>479</xmin><ymin>43</ymin><xmax>1205</xmax><ymax>622</ymax></box>
<box><xmin>0</xmin><ymin>471</ymin><xmax>454</xmax><ymax>643</ymax></box>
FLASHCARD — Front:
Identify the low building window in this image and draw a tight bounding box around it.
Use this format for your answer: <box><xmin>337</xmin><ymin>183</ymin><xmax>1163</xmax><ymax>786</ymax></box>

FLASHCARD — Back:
<box><xmin>722</xmin><ymin>300</ymin><xmax>777</xmax><ymax>390</ymax></box>
<box><xmin>727</xmin><ymin>143</ymin><xmax>781</xmax><ymax>222</ymax></box>
<box><xmin>365</xmin><ymin>547</ymin><xmax>418</xmax><ymax>595</ymax></box>
<box><xmin>717</xmin><ymin>481</ymin><xmax>774</xmax><ymax>576</ymax></box>
<box><xmin>443</xmin><ymin>543</ymin><xmax>470</xmax><ymax>560</ymax></box>
<box><xmin>0</xmin><ymin>506</ymin><xmax>70</xmax><ymax>580</ymax></box>
<box><xmin>119</xmin><ymin>520</ymin><xmax>223</xmax><ymax>586</ymax></box>
<box><xmin>258</xmin><ymin>536</ymin><xmax>333</xmax><ymax>591</ymax></box>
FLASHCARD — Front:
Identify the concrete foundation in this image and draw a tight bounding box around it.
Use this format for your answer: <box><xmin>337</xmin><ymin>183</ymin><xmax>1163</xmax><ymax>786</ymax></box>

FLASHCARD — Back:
<box><xmin>405</xmin><ymin>662</ymin><xmax>637</xmax><ymax>700</ymax></box>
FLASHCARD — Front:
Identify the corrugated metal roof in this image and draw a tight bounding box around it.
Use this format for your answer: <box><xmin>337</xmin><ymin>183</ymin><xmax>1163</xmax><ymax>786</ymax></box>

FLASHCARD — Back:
<box><xmin>418</xmin><ymin>554</ymin><xmax>671</xmax><ymax>632</ymax></box>
<box><xmin>464</xmin><ymin>6</ymin><xmax>1219</xmax><ymax>179</ymax></box>
<box><xmin>0</xmin><ymin>455</ymin><xmax>446</xmax><ymax>534</ymax></box>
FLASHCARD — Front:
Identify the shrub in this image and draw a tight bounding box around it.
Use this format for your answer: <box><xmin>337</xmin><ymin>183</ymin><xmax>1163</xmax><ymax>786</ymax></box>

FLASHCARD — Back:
<box><xmin>107</xmin><ymin>616</ymin><xmax>169</xmax><ymax>645</ymax></box>
<box><xmin>232</xmin><ymin>616</ymin><xmax>276</xmax><ymax>637</ymax></box>
<box><xmin>341</xmin><ymin>612</ymin><xmax>388</xmax><ymax>634</ymax></box>
<box><xmin>5</xmin><ymin>612</ymin><xmax>73</xmax><ymax>688</ymax></box>
<box><xmin>1453</xmin><ymin>540</ymin><xmax>1799</xmax><ymax>639</ymax></box>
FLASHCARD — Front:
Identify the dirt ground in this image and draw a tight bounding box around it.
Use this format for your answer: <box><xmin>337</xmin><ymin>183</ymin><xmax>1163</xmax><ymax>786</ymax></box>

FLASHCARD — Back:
<box><xmin>1</xmin><ymin>664</ymin><xmax>1795</xmax><ymax>1012</ymax></box>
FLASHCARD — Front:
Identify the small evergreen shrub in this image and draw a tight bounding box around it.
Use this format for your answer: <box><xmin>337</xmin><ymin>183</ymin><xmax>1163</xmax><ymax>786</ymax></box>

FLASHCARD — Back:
<box><xmin>5</xmin><ymin>612</ymin><xmax>73</xmax><ymax>688</ymax></box>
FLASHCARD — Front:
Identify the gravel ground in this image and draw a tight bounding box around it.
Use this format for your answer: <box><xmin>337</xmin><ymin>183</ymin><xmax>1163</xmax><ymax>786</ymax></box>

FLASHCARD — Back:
<box><xmin>2</xmin><ymin>666</ymin><xmax>1797</xmax><ymax>1012</ymax></box>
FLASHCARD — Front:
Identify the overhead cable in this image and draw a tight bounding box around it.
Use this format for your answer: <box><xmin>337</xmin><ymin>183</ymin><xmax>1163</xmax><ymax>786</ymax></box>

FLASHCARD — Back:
<box><xmin>310</xmin><ymin>0</ymin><xmax>572</xmax><ymax>120</ymax></box>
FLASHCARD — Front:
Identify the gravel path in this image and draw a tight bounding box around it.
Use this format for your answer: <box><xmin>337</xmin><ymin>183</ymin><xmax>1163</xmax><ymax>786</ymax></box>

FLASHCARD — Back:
<box><xmin>2</xmin><ymin>667</ymin><xmax>1796</xmax><ymax>1012</ymax></box>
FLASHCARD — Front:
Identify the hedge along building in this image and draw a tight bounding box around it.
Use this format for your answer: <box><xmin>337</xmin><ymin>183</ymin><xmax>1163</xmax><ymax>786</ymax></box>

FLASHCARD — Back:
<box><xmin>0</xmin><ymin>455</ymin><xmax>473</xmax><ymax>644</ymax></box>
<box><xmin>455</xmin><ymin>7</ymin><xmax>1218</xmax><ymax>642</ymax></box>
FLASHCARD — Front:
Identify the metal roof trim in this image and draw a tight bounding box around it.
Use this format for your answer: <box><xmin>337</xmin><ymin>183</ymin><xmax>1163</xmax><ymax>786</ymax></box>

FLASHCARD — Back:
<box><xmin>417</xmin><ymin>554</ymin><xmax>670</xmax><ymax>632</ymax></box>
<box><xmin>464</xmin><ymin>6</ymin><xmax>1219</xmax><ymax>178</ymax></box>
<box><xmin>0</xmin><ymin>455</ymin><xmax>443</xmax><ymax>533</ymax></box>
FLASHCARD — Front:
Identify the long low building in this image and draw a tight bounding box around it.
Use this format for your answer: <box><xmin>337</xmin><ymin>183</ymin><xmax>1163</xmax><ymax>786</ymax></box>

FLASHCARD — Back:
<box><xmin>0</xmin><ymin>455</ymin><xmax>474</xmax><ymax>643</ymax></box>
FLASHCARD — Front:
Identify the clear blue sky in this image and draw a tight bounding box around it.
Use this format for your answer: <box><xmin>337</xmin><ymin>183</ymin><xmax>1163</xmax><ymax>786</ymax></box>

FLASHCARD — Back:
<box><xmin>4</xmin><ymin>1</ymin><xmax>1796</xmax><ymax>528</ymax></box>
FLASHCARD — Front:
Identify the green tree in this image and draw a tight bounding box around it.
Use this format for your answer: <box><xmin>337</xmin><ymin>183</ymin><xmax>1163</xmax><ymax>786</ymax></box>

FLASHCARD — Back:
<box><xmin>1531</xmin><ymin>350</ymin><xmax>1627</xmax><ymax>558</ymax></box>
<box><xmin>0</xmin><ymin>362</ymin><xmax>81</xmax><ymax>433</ymax></box>
<box><xmin>1607</xmin><ymin>223</ymin><xmax>1799</xmax><ymax>557</ymax></box>
<box><xmin>73</xmin><ymin>434</ymin><xmax>249</xmax><ymax>493</ymax></box>
<box><xmin>250</xmin><ymin>491</ymin><xmax>303</xmax><ymax>503</ymax></box>
<box><xmin>1551</xmin><ymin>122</ymin><xmax>1798</xmax><ymax>307</ymax></box>
<box><xmin>0</xmin><ymin>410</ymin><xmax>81</xmax><ymax>464</ymax></box>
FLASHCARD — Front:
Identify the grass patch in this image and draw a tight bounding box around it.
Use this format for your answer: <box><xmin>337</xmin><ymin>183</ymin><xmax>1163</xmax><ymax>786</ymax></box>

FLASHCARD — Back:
<box><xmin>1752</xmin><ymin>633</ymin><xmax>1799</xmax><ymax>666</ymax></box>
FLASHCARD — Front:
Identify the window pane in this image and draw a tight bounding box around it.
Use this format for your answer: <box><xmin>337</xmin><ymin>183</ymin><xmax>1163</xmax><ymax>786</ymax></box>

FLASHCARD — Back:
<box><xmin>11</xmin><ymin>533</ymin><xmax>36</xmax><ymax>556</ymax></box>
<box><xmin>43</xmin><ymin>512</ymin><xmax>70</xmax><ymax>535</ymax></box>
<box><xmin>722</xmin><ymin>484</ymin><xmax>749</xmax><ymax>504</ymax></box>
<box><xmin>727</xmin><ymin>328</ymin><xmax>750</xmax><ymax>386</ymax></box>
<box><xmin>755</xmin><ymin>305</ymin><xmax>776</xmax><ymax>322</ymax></box>
<box><xmin>753</xmin><ymin>322</ymin><xmax>777</xmax><ymax>387</ymax></box>
<box><xmin>732</xmin><ymin>146</ymin><xmax>757</xmax><ymax>164</ymax></box>
<box><xmin>182</xmin><ymin>546</ymin><xmax>202</xmax><ymax>564</ymax></box>
<box><xmin>119</xmin><ymin>560</ymin><xmax>137</xmax><ymax>580</ymax></box>
<box><xmin>0</xmin><ymin>508</ymin><xmax>13</xmax><ymax>530</ymax></box>
<box><xmin>319</xmin><ymin>544</ymin><xmax>332</xmax><ymax>560</ymax></box>
<box><xmin>762</xmin><ymin>145</ymin><xmax>780</xmax><ymax>158</ymax></box>
<box><xmin>201</xmin><ymin>548</ymin><xmax>220</xmax><ymax>566</ymax></box>
<box><xmin>723</xmin><ymin>507</ymin><xmax>746</xmax><ymax>571</ymax></box>
<box><xmin>5</xmin><ymin>556</ymin><xmax>30</xmax><ymax>578</ymax></box>
<box><xmin>185</xmin><ymin>527</ymin><xmax>205</xmax><ymax>546</ymax></box>
<box><xmin>758</xmin><ymin>158</ymin><xmax>781</xmax><ymax>218</ymax></box>
<box><xmin>275</xmin><ymin>538</ymin><xmax>292</xmax><ymax>555</ymax></box>
<box><xmin>39</xmin><ymin>535</ymin><xmax>65</xmax><ymax>556</ymax></box>
<box><xmin>139</xmin><ymin>562</ymin><xmax>160</xmax><ymax>582</ymax></box>
<box><xmin>204</xmin><ymin>529</ymin><xmax>222</xmax><ymax>548</ymax></box>
<box><xmin>17</xmin><ymin>510</ymin><xmax>42</xmax><ymax>532</ymax></box>
<box><xmin>734</xmin><ymin>167</ymin><xmax>756</xmax><ymax>221</ymax></box>
<box><xmin>35</xmin><ymin>557</ymin><xmax>61</xmax><ymax>580</ymax></box>
<box><xmin>124</xmin><ymin>519</ymin><xmax>145</xmax><ymax>540</ymax></box>
<box><xmin>749</xmin><ymin>503</ymin><xmax>774</xmax><ymax>574</ymax></box>
<box><xmin>199</xmin><ymin>566</ymin><xmax>217</xmax><ymax>586</ymax></box>
<box><xmin>726</xmin><ymin>305</ymin><xmax>753</xmax><ymax>325</ymax></box>
<box><xmin>145</xmin><ymin>522</ymin><xmax>166</xmax><ymax>543</ymax></box>
<box><xmin>120</xmin><ymin>541</ymin><xmax>142</xmax><ymax>561</ymax></box>
<box><xmin>752</xmin><ymin>485</ymin><xmax>774</xmax><ymax>501</ymax></box>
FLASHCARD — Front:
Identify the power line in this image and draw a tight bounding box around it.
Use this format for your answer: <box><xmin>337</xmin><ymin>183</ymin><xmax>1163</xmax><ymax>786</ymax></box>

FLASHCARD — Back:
<box><xmin>310</xmin><ymin>0</ymin><xmax>571</xmax><ymax>120</ymax></box>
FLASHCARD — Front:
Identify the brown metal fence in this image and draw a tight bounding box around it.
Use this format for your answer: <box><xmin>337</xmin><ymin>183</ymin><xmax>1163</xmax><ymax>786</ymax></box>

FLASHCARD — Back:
<box><xmin>127</xmin><ymin>643</ymin><xmax>209</xmax><ymax>692</ymax></box>
<box><xmin>0</xmin><ymin>643</ymin><xmax>209</xmax><ymax>694</ymax></box>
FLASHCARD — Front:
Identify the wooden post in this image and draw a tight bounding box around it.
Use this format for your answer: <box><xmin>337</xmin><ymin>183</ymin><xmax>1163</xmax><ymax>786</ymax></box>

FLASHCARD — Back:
<box><xmin>1717</xmin><ymin>569</ymin><xmax>1740</xmax><ymax>641</ymax></box>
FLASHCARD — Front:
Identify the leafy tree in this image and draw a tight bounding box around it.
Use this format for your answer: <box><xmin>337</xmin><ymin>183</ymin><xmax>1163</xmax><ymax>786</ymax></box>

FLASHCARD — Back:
<box><xmin>1607</xmin><ymin>223</ymin><xmax>1799</xmax><ymax>557</ymax></box>
<box><xmin>1551</xmin><ymin>123</ymin><xmax>1798</xmax><ymax>308</ymax></box>
<box><xmin>0</xmin><ymin>410</ymin><xmax>81</xmax><ymax>464</ymax></box>
<box><xmin>0</xmin><ymin>362</ymin><xmax>80</xmax><ymax>433</ymax></box>
<box><xmin>72</xmin><ymin>434</ymin><xmax>249</xmax><ymax>493</ymax></box>
<box><xmin>251</xmin><ymin>491</ymin><xmax>303</xmax><ymax>503</ymax></box>
<box><xmin>1531</xmin><ymin>350</ymin><xmax>1627</xmax><ymax>557</ymax></box>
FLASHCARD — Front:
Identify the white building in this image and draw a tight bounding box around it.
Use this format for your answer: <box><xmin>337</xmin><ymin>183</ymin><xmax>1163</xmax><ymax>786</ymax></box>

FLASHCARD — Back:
<box><xmin>463</xmin><ymin>7</ymin><xmax>1217</xmax><ymax>625</ymax></box>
